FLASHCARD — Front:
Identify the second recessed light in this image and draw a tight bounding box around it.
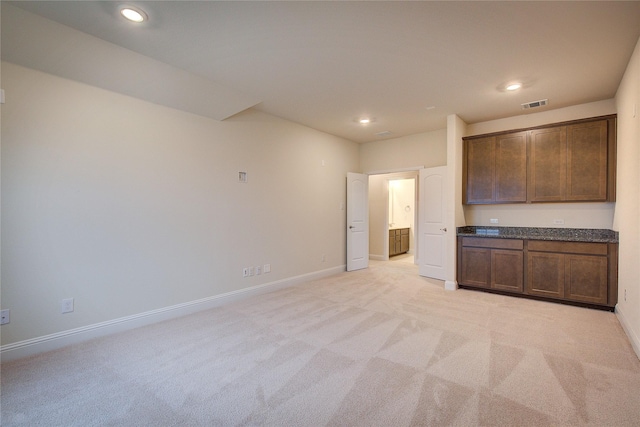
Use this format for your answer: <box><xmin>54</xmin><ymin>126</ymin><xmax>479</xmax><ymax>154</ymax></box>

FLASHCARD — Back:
<box><xmin>355</xmin><ymin>117</ymin><xmax>376</xmax><ymax>125</ymax></box>
<box><xmin>120</xmin><ymin>6</ymin><xmax>147</xmax><ymax>23</ymax></box>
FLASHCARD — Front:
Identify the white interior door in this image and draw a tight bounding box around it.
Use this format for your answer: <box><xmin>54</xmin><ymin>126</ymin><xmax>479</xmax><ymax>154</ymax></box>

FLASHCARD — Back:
<box><xmin>418</xmin><ymin>166</ymin><xmax>447</xmax><ymax>279</ymax></box>
<box><xmin>347</xmin><ymin>172</ymin><xmax>369</xmax><ymax>271</ymax></box>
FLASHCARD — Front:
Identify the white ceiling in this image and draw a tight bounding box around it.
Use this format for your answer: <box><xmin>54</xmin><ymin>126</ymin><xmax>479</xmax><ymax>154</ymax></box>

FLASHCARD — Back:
<box><xmin>4</xmin><ymin>1</ymin><xmax>640</xmax><ymax>143</ymax></box>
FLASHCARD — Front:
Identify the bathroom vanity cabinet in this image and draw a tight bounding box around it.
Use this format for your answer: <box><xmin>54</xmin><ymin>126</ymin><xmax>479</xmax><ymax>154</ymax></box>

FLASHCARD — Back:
<box><xmin>389</xmin><ymin>228</ymin><xmax>410</xmax><ymax>257</ymax></box>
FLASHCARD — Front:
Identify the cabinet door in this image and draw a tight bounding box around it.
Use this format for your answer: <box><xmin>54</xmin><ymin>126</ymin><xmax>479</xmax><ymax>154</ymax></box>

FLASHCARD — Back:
<box><xmin>495</xmin><ymin>132</ymin><xmax>527</xmax><ymax>203</ymax></box>
<box><xmin>529</xmin><ymin>127</ymin><xmax>567</xmax><ymax>202</ymax></box>
<box><xmin>492</xmin><ymin>250</ymin><xmax>524</xmax><ymax>292</ymax></box>
<box><xmin>566</xmin><ymin>120</ymin><xmax>608</xmax><ymax>201</ymax></box>
<box><xmin>389</xmin><ymin>230</ymin><xmax>396</xmax><ymax>256</ymax></box>
<box><xmin>400</xmin><ymin>229</ymin><xmax>409</xmax><ymax>253</ymax></box>
<box><xmin>465</xmin><ymin>136</ymin><xmax>495</xmax><ymax>204</ymax></box>
<box><xmin>527</xmin><ymin>252</ymin><xmax>564</xmax><ymax>299</ymax></box>
<box><xmin>565</xmin><ymin>254</ymin><xmax>608</xmax><ymax>304</ymax></box>
<box><xmin>460</xmin><ymin>247</ymin><xmax>491</xmax><ymax>288</ymax></box>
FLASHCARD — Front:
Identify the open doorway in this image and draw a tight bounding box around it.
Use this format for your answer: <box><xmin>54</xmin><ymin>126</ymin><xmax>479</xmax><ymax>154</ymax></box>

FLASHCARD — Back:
<box><xmin>367</xmin><ymin>171</ymin><xmax>418</xmax><ymax>265</ymax></box>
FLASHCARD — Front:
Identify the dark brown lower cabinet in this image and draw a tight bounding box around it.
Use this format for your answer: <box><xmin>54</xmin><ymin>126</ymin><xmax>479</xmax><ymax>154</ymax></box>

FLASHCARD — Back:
<box><xmin>492</xmin><ymin>249</ymin><xmax>524</xmax><ymax>292</ymax></box>
<box><xmin>459</xmin><ymin>237</ymin><xmax>524</xmax><ymax>293</ymax></box>
<box><xmin>458</xmin><ymin>237</ymin><xmax>617</xmax><ymax>309</ymax></box>
<box><xmin>527</xmin><ymin>241</ymin><xmax>610</xmax><ymax>305</ymax></box>
<box><xmin>527</xmin><ymin>251</ymin><xmax>565</xmax><ymax>299</ymax></box>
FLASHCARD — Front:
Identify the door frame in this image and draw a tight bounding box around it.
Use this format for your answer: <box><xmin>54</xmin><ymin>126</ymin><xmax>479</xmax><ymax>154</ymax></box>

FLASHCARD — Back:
<box><xmin>366</xmin><ymin>167</ymin><xmax>423</xmax><ymax>265</ymax></box>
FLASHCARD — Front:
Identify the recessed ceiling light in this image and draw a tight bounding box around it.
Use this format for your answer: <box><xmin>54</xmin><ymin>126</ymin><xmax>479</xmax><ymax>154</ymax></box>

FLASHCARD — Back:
<box><xmin>120</xmin><ymin>6</ymin><xmax>147</xmax><ymax>23</ymax></box>
<box><xmin>354</xmin><ymin>117</ymin><xmax>376</xmax><ymax>125</ymax></box>
<box><xmin>506</xmin><ymin>83</ymin><xmax>522</xmax><ymax>91</ymax></box>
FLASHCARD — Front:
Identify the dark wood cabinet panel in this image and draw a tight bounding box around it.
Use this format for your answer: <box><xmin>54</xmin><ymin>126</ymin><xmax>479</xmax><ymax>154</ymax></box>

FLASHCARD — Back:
<box><xmin>526</xmin><ymin>240</ymin><xmax>614</xmax><ymax>307</ymax></box>
<box><xmin>460</xmin><ymin>247</ymin><xmax>491</xmax><ymax>288</ymax></box>
<box><xmin>527</xmin><ymin>252</ymin><xmax>565</xmax><ymax>299</ymax></box>
<box><xmin>565</xmin><ymin>255</ymin><xmax>608</xmax><ymax>304</ymax></box>
<box><xmin>492</xmin><ymin>249</ymin><xmax>524</xmax><ymax>292</ymax></box>
<box><xmin>459</xmin><ymin>238</ymin><xmax>523</xmax><ymax>292</ymax></box>
<box><xmin>458</xmin><ymin>236</ymin><xmax>617</xmax><ymax>309</ymax></box>
<box><xmin>464</xmin><ymin>136</ymin><xmax>495</xmax><ymax>204</ymax></box>
<box><xmin>495</xmin><ymin>132</ymin><xmax>528</xmax><ymax>203</ymax></box>
<box><xmin>528</xmin><ymin>127</ymin><xmax>567</xmax><ymax>202</ymax></box>
<box><xmin>464</xmin><ymin>132</ymin><xmax>527</xmax><ymax>204</ymax></box>
<box><xmin>528</xmin><ymin>240</ymin><xmax>608</xmax><ymax>255</ymax></box>
<box><xmin>566</xmin><ymin>120</ymin><xmax>608</xmax><ymax>201</ymax></box>
<box><xmin>463</xmin><ymin>115</ymin><xmax>616</xmax><ymax>205</ymax></box>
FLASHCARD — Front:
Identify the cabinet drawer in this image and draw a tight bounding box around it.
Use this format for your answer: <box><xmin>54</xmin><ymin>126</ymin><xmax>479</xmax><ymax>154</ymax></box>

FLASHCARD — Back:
<box><xmin>462</xmin><ymin>237</ymin><xmax>523</xmax><ymax>250</ymax></box>
<box><xmin>527</xmin><ymin>240</ymin><xmax>607</xmax><ymax>255</ymax></box>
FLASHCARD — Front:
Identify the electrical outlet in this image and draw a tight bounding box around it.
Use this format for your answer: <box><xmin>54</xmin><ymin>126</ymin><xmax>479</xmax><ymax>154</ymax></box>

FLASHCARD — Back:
<box><xmin>256</xmin><ymin>265</ymin><xmax>262</xmax><ymax>275</ymax></box>
<box><xmin>61</xmin><ymin>298</ymin><xmax>74</xmax><ymax>314</ymax></box>
<box><xmin>264</xmin><ymin>264</ymin><xmax>271</xmax><ymax>273</ymax></box>
<box><xmin>553</xmin><ymin>219</ymin><xmax>565</xmax><ymax>225</ymax></box>
<box><xmin>0</xmin><ymin>309</ymin><xmax>10</xmax><ymax>325</ymax></box>
<box><xmin>243</xmin><ymin>267</ymin><xmax>250</xmax><ymax>278</ymax></box>
<box><xmin>489</xmin><ymin>218</ymin><xmax>499</xmax><ymax>224</ymax></box>
<box><xmin>248</xmin><ymin>267</ymin><xmax>254</xmax><ymax>276</ymax></box>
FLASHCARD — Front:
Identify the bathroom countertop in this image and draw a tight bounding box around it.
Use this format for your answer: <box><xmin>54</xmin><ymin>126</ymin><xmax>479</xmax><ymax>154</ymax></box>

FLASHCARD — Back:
<box><xmin>457</xmin><ymin>226</ymin><xmax>618</xmax><ymax>243</ymax></box>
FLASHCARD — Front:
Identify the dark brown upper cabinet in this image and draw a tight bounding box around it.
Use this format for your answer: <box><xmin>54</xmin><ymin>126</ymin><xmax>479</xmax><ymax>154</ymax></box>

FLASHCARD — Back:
<box><xmin>528</xmin><ymin>126</ymin><xmax>567</xmax><ymax>202</ymax></box>
<box><xmin>463</xmin><ymin>115</ymin><xmax>616</xmax><ymax>205</ymax></box>
<box><xmin>463</xmin><ymin>131</ymin><xmax>527</xmax><ymax>204</ymax></box>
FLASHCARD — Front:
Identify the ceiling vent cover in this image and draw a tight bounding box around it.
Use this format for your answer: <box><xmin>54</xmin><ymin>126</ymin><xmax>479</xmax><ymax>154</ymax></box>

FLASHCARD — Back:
<box><xmin>521</xmin><ymin>99</ymin><xmax>548</xmax><ymax>110</ymax></box>
<box><xmin>376</xmin><ymin>130</ymin><xmax>393</xmax><ymax>137</ymax></box>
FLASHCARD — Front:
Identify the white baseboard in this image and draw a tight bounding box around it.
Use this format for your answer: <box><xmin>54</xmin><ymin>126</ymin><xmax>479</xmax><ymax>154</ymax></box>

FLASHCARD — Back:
<box><xmin>615</xmin><ymin>305</ymin><xmax>640</xmax><ymax>360</ymax></box>
<box><xmin>445</xmin><ymin>280</ymin><xmax>458</xmax><ymax>291</ymax></box>
<box><xmin>369</xmin><ymin>254</ymin><xmax>387</xmax><ymax>261</ymax></box>
<box><xmin>0</xmin><ymin>265</ymin><xmax>346</xmax><ymax>362</ymax></box>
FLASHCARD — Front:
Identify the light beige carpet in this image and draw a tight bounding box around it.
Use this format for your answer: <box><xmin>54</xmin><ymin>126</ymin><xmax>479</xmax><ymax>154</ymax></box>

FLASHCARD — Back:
<box><xmin>2</xmin><ymin>260</ymin><xmax>640</xmax><ymax>426</ymax></box>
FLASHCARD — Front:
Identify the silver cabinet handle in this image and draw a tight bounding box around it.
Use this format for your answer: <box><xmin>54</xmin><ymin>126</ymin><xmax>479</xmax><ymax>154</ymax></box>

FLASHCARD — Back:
<box><xmin>349</xmin><ymin>226</ymin><xmax>355</xmax><ymax>229</ymax></box>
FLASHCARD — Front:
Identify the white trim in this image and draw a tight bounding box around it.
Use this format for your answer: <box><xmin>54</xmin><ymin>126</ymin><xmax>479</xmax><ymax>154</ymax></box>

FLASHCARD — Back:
<box><xmin>366</xmin><ymin>166</ymin><xmax>424</xmax><ymax>175</ymax></box>
<box><xmin>616</xmin><ymin>305</ymin><xmax>640</xmax><ymax>360</ymax></box>
<box><xmin>0</xmin><ymin>265</ymin><xmax>346</xmax><ymax>362</ymax></box>
<box><xmin>445</xmin><ymin>280</ymin><xmax>458</xmax><ymax>291</ymax></box>
<box><xmin>369</xmin><ymin>254</ymin><xmax>387</xmax><ymax>261</ymax></box>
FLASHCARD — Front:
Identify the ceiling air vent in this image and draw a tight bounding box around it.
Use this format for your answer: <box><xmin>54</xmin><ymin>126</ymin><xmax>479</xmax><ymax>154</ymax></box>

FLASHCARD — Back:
<box><xmin>521</xmin><ymin>99</ymin><xmax>548</xmax><ymax>110</ymax></box>
<box><xmin>376</xmin><ymin>130</ymin><xmax>393</xmax><ymax>137</ymax></box>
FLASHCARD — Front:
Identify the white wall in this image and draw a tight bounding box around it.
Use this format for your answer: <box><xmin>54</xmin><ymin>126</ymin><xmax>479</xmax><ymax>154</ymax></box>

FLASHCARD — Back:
<box><xmin>613</xmin><ymin>35</ymin><xmax>640</xmax><ymax>357</ymax></box>
<box><xmin>389</xmin><ymin>179</ymin><xmax>415</xmax><ymax>231</ymax></box>
<box><xmin>0</xmin><ymin>62</ymin><xmax>359</xmax><ymax>347</ymax></box>
<box><xmin>359</xmin><ymin>129</ymin><xmax>447</xmax><ymax>173</ymax></box>
<box><xmin>463</xmin><ymin>100</ymin><xmax>617</xmax><ymax>230</ymax></box>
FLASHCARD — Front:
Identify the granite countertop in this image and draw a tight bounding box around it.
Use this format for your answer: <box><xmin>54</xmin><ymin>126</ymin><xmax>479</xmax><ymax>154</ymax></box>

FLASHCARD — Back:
<box><xmin>457</xmin><ymin>226</ymin><xmax>618</xmax><ymax>243</ymax></box>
